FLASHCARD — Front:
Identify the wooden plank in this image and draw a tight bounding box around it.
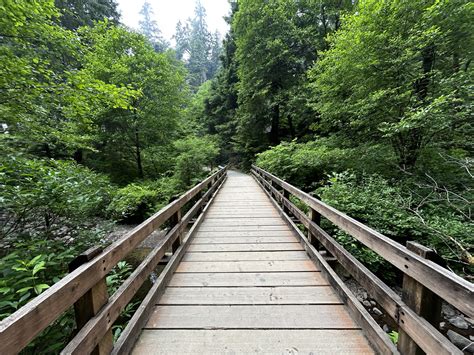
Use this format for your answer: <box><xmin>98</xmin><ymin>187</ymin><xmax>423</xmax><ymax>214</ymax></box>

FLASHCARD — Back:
<box><xmin>159</xmin><ymin>286</ymin><xmax>341</xmax><ymax>305</ymax></box>
<box><xmin>62</xmin><ymin>173</ymin><xmax>228</xmax><ymax>354</ymax></box>
<box><xmin>176</xmin><ymin>260</ymin><xmax>319</xmax><ymax>273</ymax></box>
<box><xmin>111</xmin><ymin>172</ymin><xmax>228</xmax><ymax>355</ymax></box>
<box><xmin>145</xmin><ymin>305</ymin><xmax>359</xmax><ymax>329</ymax></box>
<box><xmin>199</xmin><ymin>218</ymin><xmax>287</xmax><ymax>226</ymax></box>
<box><xmin>169</xmin><ymin>272</ymin><xmax>328</xmax><ymax>287</ymax></box>
<box><xmin>253</xmin><ymin>170</ymin><xmax>460</xmax><ymax>354</ymax></box>
<box><xmin>253</xmin><ymin>174</ymin><xmax>397</xmax><ymax>354</ymax></box>
<box><xmin>252</xmin><ymin>165</ymin><xmax>473</xmax><ymax>318</ymax></box>
<box><xmin>191</xmin><ymin>237</ymin><xmax>297</xmax><ymax>244</ymax></box>
<box><xmin>193</xmin><ymin>230</ymin><xmax>294</xmax><ymax>238</ymax></box>
<box><xmin>187</xmin><ymin>242</ymin><xmax>303</xmax><ymax>251</ymax></box>
<box><xmin>182</xmin><ymin>251</ymin><xmax>308</xmax><ymax>262</ymax></box>
<box><xmin>197</xmin><ymin>225</ymin><xmax>292</xmax><ymax>232</ymax></box>
<box><xmin>133</xmin><ymin>329</ymin><xmax>375</xmax><ymax>354</ymax></box>
<box><xmin>0</xmin><ymin>167</ymin><xmax>227</xmax><ymax>354</ymax></box>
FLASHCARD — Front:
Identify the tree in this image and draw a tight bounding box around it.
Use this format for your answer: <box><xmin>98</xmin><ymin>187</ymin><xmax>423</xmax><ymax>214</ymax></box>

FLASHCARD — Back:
<box><xmin>139</xmin><ymin>1</ymin><xmax>168</xmax><ymax>52</ymax></box>
<box><xmin>78</xmin><ymin>22</ymin><xmax>187</xmax><ymax>181</ymax></box>
<box><xmin>310</xmin><ymin>0</ymin><xmax>473</xmax><ymax>171</ymax></box>
<box><xmin>232</xmin><ymin>0</ymin><xmax>353</xmax><ymax>163</ymax></box>
<box><xmin>173</xmin><ymin>1</ymin><xmax>221</xmax><ymax>89</ymax></box>
<box><xmin>55</xmin><ymin>0</ymin><xmax>120</xmax><ymax>30</ymax></box>
<box><xmin>0</xmin><ymin>1</ymin><xmax>133</xmax><ymax>158</ymax></box>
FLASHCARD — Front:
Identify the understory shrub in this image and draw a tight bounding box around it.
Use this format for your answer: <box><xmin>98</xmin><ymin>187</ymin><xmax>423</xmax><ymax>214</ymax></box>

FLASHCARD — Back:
<box><xmin>255</xmin><ymin>140</ymin><xmax>346</xmax><ymax>190</ymax></box>
<box><xmin>1</xmin><ymin>154</ymin><xmax>113</xmax><ymax>248</ymax></box>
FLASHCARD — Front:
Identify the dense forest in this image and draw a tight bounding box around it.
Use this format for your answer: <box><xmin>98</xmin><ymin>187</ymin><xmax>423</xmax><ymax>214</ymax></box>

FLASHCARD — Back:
<box><xmin>0</xmin><ymin>0</ymin><xmax>472</xmax><ymax>352</ymax></box>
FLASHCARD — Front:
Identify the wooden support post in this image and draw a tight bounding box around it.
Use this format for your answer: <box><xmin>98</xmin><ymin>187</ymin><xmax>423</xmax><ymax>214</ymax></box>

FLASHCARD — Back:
<box><xmin>397</xmin><ymin>241</ymin><xmax>443</xmax><ymax>355</ymax></box>
<box><xmin>170</xmin><ymin>209</ymin><xmax>182</xmax><ymax>254</ymax></box>
<box><xmin>69</xmin><ymin>247</ymin><xmax>113</xmax><ymax>355</ymax></box>
<box><xmin>308</xmin><ymin>207</ymin><xmax>322</xmax><ymax>250</ymax></box>
<box><xmin>283</xmin><ymin>190</ymin><xmax>290</xmax><ymax>214</ymax></box>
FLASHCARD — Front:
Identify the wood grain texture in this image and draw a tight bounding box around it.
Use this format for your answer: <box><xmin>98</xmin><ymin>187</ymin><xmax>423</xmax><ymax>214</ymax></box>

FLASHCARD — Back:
<box><xmin>182</xmin><ymin>251</ymin><xmax>308</xmax><ymax>261</ymax></box>
<box><xmin>132</xmin><ymin>329</ymin><xmax>374</xmax><ymax>354</ymax></box>
<box><xmin>159</xmin><ymin>286</ymin><xmax>341</xmax><ymax>305</ymax></box>
<box><xmin>193</xmin><ymin>230</ymin><xmax>295</xmax><ymax>238</ymax></box>
<box><xmin>176</xmin><ymin>260</ymin><xmax>319</xmax><ymax>273</ymax></box>
<box><xmin>187</xmin><ymin>242</ymin><xmax>303</xmax><ymax>251</ymax></box>
<box><xmin>168</xmin><ymin>272</ymin><xmax>329</xmax><ymax>287</ymax></box>
<box><xmin>145</xmin><ymin>305</ymin><xmax>359</xmax><ymax>329</ymax></box>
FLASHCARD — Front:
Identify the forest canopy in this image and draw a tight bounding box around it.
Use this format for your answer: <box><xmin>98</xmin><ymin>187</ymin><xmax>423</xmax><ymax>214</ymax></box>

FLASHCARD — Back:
<box><xmin>0</xmin><ymin>0</ymin><xmax>472</xmax><ymax>352</ymax></box>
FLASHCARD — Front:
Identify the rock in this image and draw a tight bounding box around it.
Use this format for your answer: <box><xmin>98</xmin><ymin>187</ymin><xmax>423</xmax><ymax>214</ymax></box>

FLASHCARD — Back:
<box><xmin>439</xmin><ymin>322</ymin><xmax>446</xmax><ymax>330</ymax></box>
<box><xmin>362</xmin><ymin>300</ymin><xmax>371</xmax><ymax>307</ymax></box>
<box><xmin>470</xmin><ymin>335</ymin><xmax>474</xmax><ymax>342</ymax></box>
<box><xmin>357</xmin><ymin>295</ymin><xmax>364</xmax><ymax>302</ymax></box>
<box><xmin>373</xmin><ymin>308</ymin><xmax>383</xmax><ymax>316</ymax></box>
<box><xmin>449</xmin><ymin>316</ymin><xmax>470</xmax><ymax>330</ymax></box>
<box><xmin>362</xmin><ymin>292</ymin><xmax>368</xmax><ymax>300</ymax></box>
<box><xmin>382</xmin><ymin>324</ymin><xmax>390</xmax><ymax>333</ymax></box>
<box><xmin>447</xmin><ymin>330</ymin><xmax>474</xmax><ymax>352</ymax></box>
<box><xmin>442</xmin><ymin>304</ymin><xmax>457</xmax><ymax>318</ymax></box>
<box><xmin>370</xmin><ymin>301</ymin><xmax>376</xmax><ymax>306</ymax></box>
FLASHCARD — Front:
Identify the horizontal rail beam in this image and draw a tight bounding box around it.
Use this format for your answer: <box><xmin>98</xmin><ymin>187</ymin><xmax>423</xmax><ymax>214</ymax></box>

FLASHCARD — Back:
<box><xmin>253</xmin><ymin>172</ymin><xmax>461</xmax><ymax>355</ymax></box>
<box><xmin>0</xmin><ymin>167</ymin><xmax>227</xmax><ymax>354</ymax></box>
<box><xmin>252</xmin><ymin>165</ymin><xmax>473</xmax><ymax>318</ymax></box>
<box><xmin>62</xmin><ymin>173</ymin><xmax>226</xmax><ymax>354</ymax></box>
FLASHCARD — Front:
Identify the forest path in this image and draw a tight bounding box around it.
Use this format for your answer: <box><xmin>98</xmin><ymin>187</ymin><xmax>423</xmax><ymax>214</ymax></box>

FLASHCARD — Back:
<box><xmin>131</xmin><ymin>171</ymin><xmax>374</xmax><ymax>354</ymax></box>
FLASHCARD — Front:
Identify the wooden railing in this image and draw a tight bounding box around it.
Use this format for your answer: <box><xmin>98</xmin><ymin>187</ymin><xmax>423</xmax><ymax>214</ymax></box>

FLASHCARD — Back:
<box><xmin>251</xmin><ymin>165</ymin><xmax>473</xmax><ymax>355</ymax></box>
<box><xmin>0</xmin><ymin>166</ymin><xmax>227</xmax><ymax>354</ymax></box>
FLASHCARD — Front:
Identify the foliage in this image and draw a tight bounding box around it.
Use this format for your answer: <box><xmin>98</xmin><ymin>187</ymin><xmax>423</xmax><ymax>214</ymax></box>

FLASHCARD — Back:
<box><xmin>139</xmin><ymin>1</ymin><xmax>168</xmax><ymax>51</ymax></box>
<box><xmin>55</xmin><ymin>0</ymin><xmax>120</xmax><ymax>30</ymax></box>
<box><xmin>388</xmin><ymin>331</ymin><xmax>399</xmax><ymax>344</ymax></box>
<box><xmin>173</xmin><ymin>136</ymin><xmax>219</xmax><ymax>188</ymax></box>
<box><xmin>256</xmin><ymin>140</ymin><xmax>347</xmax><ymax>190</ymax></box>
<box><xmin>1</xmin><ymin>153</ymin><xmax>113</xmax><ymax>245</ymax></box>
<box><xmin>174</xmin><ymin>1</ymin><xmax>222</xmax><ymax>88</ymax></box>
<box><xmin>309</xmin><ymin>0</ymin><xmax>473</xmax><ymax>170</ymax></box>
<box><xmin>107</xmin><ymin>183</ymin><xmax>160</xmax><ymax>223</ymax></box>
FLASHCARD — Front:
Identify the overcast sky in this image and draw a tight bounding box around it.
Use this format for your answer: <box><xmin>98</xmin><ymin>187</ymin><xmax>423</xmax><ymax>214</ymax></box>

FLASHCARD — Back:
<box><xmin>116</xmin><ymin>0</ymin><xmax>231</xmax><ymax>44</ymax></box>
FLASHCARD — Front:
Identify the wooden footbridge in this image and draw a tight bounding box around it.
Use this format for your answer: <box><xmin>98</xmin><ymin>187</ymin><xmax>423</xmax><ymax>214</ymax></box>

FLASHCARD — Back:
<box><xmin>0</xmin><ymin>167</ymin><xmax>472</xmax><ymax>354</ymax></box>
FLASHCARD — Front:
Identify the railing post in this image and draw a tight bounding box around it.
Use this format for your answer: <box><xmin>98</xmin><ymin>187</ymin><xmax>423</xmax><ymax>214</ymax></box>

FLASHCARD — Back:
<box><xmin>397</xmin><ymin>241</ymin><xmax>443</xmax><ymax>355</ymax></box>
<box><xmin>282</xmin><ymin>189</ymin><xmax>290</xmax><ymax>214</ymax></box>
<box><xmin>170</xmin><ymin>209</ymin><xmax>182</xmax><ymax>253</ymax></box>
<box><xmin>69</xmin><ymin>247</ymin><xmax>113</xmax><ymax>355</ymax></box>
<box><xmin>308</xmin><ymin>207</ymin><xmax>322</xmax><ymax>250</ymax></box>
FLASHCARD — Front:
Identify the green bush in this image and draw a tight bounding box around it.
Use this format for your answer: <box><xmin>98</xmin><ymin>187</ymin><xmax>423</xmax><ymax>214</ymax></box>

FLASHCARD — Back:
<box><xmin>107</xmin><ymin>183</ymin><xmax>159</xmax><ymax>223</ymax></box>
<box><xmin>173</xmin><ymin>136</ymin><xmax>219</xmax><ymax>188</ymax></box>
<box><xmin>1</xmin><ymin>154</ymin><xmax>113</xmax><ymax>247</ymax></box>
<box><xmin>256</xmin><ymin>140</ymin><xmax>346</xmax><ymax>190</ymax></box>
<box><xmin>317</xmin><ymin>173</ymin><xmax>423</xmax><ymax>280</ymax></box>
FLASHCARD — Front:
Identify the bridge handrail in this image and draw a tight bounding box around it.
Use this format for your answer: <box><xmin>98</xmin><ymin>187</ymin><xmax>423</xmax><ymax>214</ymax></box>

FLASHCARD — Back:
<box><xmin>0</xmin><ymin>166</ymin><xmax>227</xmax><ymax>354</ymax></box>
<box><xmin>252</xmin><ymin>165</ymin><xmax>472</xmax><ymax>354</ymax></box>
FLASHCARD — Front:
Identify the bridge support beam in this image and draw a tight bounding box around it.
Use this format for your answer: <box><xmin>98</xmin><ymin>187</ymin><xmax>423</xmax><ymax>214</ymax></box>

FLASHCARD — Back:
<box><xmin>69</xmin><ymin>247</ymin><xmax>113</xmax><ymax>355</ymax></box>
<box><xmin>397</xmin><ymin>241</ymin><xmax>443</xmax><ymax>355</ymax></box>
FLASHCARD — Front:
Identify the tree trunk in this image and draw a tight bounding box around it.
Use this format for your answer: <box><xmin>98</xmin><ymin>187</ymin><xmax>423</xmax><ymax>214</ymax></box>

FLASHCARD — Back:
<box><xmin>269</xmin><ymin>103</ymin><xmax>280</xmax><ymax>145</ymax></box>
<box><xmin>135</xmin><ymin>128</ymin><xmax>144</xmax><ymax>179</ymax></box>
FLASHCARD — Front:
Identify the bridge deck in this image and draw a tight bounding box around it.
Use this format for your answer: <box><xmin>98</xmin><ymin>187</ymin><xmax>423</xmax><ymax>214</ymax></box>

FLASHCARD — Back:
<box><xmin>132</xmin><ymin>171</ymin><xmax>374</xmax><ymax>354</ymax></box>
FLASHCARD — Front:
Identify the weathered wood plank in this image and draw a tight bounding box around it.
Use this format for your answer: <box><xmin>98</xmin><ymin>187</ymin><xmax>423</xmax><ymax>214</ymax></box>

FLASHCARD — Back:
<box><xmin>187</xmin><ymin>242</ymin><xmax>303</xmax><ymax>251</ymax></box>
<box><xmin>168</xmin><ymin>272</ymin><xmax>329</xmax><ymax>287</ymax></box>
<box><xmin>190</xmin><ymin>237</ymin><xmax>297</xmax><ymax>244</ymax></box>
<box><xmin>252</xmin><ymin>165</ymin><xmax>473</xmax><ymax>318</ymax></box>
<box><xmin>176</xmin><ymin>260</ymin><xmax>319</xmax><ymax>273</ymax></box>
<box><xmin>145</xmin><ymin>305</ymin><xmax>360</xmax><ymax>329</ymax></box>
<box><xmin>182</xmin><ymin>251</ymin><xmax>308</xmax><ymax>262</ymax></box>
<box><xmin>132</xmin><ymin>329</ymin><xmax>375</xmax><ymax>354</ymax></box>
<box><xmin>197</xmin><ymin>225</ymin><xmax>292</xmax><ymax>232</ymax></box>
<box><xmin>159</xmin><ymin>286</ymin><xmax>341</xmax><ymax>305</ymax></box>
<box><xmin>193</xmin><ymin>230</ymin><xmax>294</xmax><ymax>238</ymax></box>
<box><xmin>199</xmin><ymin>218</ymin><xmax>287</xmax><ymax>226</ymax></box>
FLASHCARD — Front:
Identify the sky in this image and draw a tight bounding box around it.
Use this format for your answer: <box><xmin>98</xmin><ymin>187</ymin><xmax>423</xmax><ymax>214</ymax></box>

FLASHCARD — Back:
<box><xmin>116</xmin><ymin>0</ymin><xmax>231</xmax><ymax>44</ymax></box>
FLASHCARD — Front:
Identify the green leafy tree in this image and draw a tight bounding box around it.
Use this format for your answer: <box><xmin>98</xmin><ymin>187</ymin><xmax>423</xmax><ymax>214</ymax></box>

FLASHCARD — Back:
<box><xmin>310</xmin><ymin>0</ymin><xmax>473</xmax><ymax>170</ymax></box>
<box><xmin>55</xmin><ymin>0</ymin><xmax>120</xmax><ymax>30</ymax></box>
<box><xmin>79</xmin><ymin>22</ymin><xmax>187</xmax><ymax>181</ymax></box>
